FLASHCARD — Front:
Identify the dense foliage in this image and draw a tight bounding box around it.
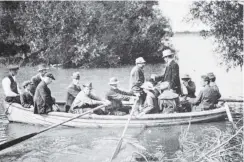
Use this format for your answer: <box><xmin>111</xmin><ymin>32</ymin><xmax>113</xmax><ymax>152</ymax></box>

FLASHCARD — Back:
<box><xmin>0</xmin><ymin>1</ymin><xmax>173</xmax><ymax>68</ymax></box>
<box><xmin>189</xmin><ymin>1</ymin><xmax>243</xmax><ymax>70</ymax></box>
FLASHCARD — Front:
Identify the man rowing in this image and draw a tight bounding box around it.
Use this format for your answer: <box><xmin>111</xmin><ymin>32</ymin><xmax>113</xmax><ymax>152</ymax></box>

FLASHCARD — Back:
<box><xmin>64</xmin><ymin>72</ymin><xmax>82</xmax><ymax>112</ymax></box>
<box><xmin>70</xmin><ymin>83</ymin><xmax>110</xmax><ymax>115</ymax></box>
<box><xmin>34</xmin><ymin>72</ymin><xmax>57</xmax><ymax>114</ymax></box>
<box><xmin>105</xmin><ymin>77</ymin><xmax>135</xmax><ymax>115</ymax></box>
<box><xmin>2</xmin><ymin>65</ymin><xmax>21</xmax><ymax>104</ymax></box>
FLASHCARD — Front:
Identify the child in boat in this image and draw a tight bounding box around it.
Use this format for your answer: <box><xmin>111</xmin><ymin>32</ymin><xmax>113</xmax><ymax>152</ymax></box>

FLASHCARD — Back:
<box><xmin>70</xmin><ymin>83</ymin><xmax>110</xmax><ymax>115</ymax></box>
<box><xmin>20</xmin><ymin>80</ymin><xmax>34</xmax><ymax>109</ymax></box>
<box><xmin>137</xmin><ymin>82</ymin><xmax>159</xmax><ymax>116</ymax></box>
<box><xmin>158</xmin><ymin>81</ymin><xmax>180</xmax><ymax>113</ymax></box>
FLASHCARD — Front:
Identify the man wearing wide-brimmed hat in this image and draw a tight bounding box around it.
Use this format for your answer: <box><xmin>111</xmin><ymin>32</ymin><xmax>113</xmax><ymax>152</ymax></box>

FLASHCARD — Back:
<box><xmin>105</xmin><ymin>77</ymin><xmax>135</xmax><ymax>115</ymax></box>
<box><xmin>71</xmin><ymin>82</ymin><xmax>110</xmax><ymax>115</ymax></box>
<box><xmin>153</xmin><ymin>49</ymin><xmax>182</xmax><ymax>95</ymax></box>
<box><xmin>2</xmin><ymin>65</ymin><xmax>21</xmax><ymax>104</ymax></box>
<box><xmin>34</xmin><ymin>72</ymin><xmax>57</xmax><ymax>114</ymax></box>
<box><xmin>64</xmin><ymin>72</ymin><xmax>82</xmax><ymax>112</ymax></box>
<box><xmin>181</xmin><ymin>74</ymin><xmax>196</xmax><ymax>98</ymax></box>
<box><xmin>137</xmin><ymin>82</ymin><xmax>159</xmax><ymax>116</ymax></box>
<box><xmin>191</xmin><ymin>75</ymin><xmax>217</xmax><ymax>112</ymax></box>
<box><xmin>20</xmin><ymin>80</ymin><xmax>34</xmax><ymax>109</ymax></box>
<box><xmin>31</xmin><ymin>64</ymin><xmax>49</xmax><ymax>94</ymax></box>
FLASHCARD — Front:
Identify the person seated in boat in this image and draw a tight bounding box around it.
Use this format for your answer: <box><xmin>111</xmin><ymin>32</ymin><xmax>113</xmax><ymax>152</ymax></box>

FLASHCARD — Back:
<box><xmin>34</xmin><ymin>72</ymin><xmax>59</xmax><ymax>114</ymax></box>
<box><xmin>137</xmin><ymin>82</ymin><xmax>159</xmax><ymax>116</ymax></box>
<box><xmin>31</xmin><ymin>64</ymin><xmax>49</xmax><ymax>95</ymax></box>
<box><xmin>158</xmin><ymin>81</ymin><xmax>180</xmax><ymax>113</ymax></box>
<box><xmin>105</xmin><ymin>77</ymin><xmax>136</xmax><ymax>115</ymax></box>
<box><xmin>70</xmin><ymin>83</ymin><xmax>110</xmax><ymax>115</ymax></box>
<box><xmin>148</xmin><ymin>77</ymin><xmax>160</xmax><ymax>97</ymax></box>
<box><xmin>181</xmin><ymin>74</ymin><xmax>196</xmax><ymax>99</ymax></box>
<box><xmin>64</xmin><ymin>72</ymin><xmax>82</xmax><ymax>112</ymax></box>
<box><xmin>20</xmin><ymin>81</ymin><xmax>34</xmax><ymax>109</ymax></box>
<box><xmin>207</xmin><ymin>72</ymin><xmax>221</xmax><ymax>104</ymax></box>
<box><xmin>191</xmin><ymin>75</ymin><xmax>218</xmax><ymax>112</ymax></box>
<box><xmin>2</xmin><ymin>65</ymin><xmax>21</xmax><ymax>104</ymax></box>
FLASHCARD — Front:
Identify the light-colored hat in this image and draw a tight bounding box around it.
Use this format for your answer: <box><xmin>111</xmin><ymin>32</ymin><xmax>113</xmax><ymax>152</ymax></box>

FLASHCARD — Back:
<box><xmin>22</xmin><ymin>80</ymin><xmax>33</xmax><ymax>88</ymax></box>
<box><xmin>109</xmin><ymin>77</ymin><xmax>119</xmax><ymax>85</ymax></box>
<box><xmin>181</xmin><ymin>74</ymin><xmax>191</xmax><ymax>79</ymax></box>
<box><xmin>135</xmin><ymin>57</ymin><xmax>146</xmax><ymax>64</ymax></box>
<box><xmin>83</xmin><ymin>82</ymin><xmax>93</xmax><ymax>89</ymax></box>
<box><xmin>8</xmin><ymin>65</ymin><xmax>19</xmax><ymax>70</ymax></box>
<box><xmin>201</xmin><ymin>75</ymin><xmax>210</xmax><ymax>82</ymax></box>
<box><xmin>162</xmin><ymin>49</ymin><xmax>174</xmax><ymax>58</ymax></box>
<box><xmin>158</xmin><ymin>90</ymin><xmax>179</xmax><ymax>100</ymax></box>
<box><xmin>72</xmin><ymin>72</ymin><xmax>80</xmax><ymax>79</ymax></box>
<box><xmin>207</xmin><ymin>72</ymin><xmax>215</xmax><ymax>79</ymax></box>
<box><xmin>38</xmin><ymin>64</ymin><xmax>49</xmax><ymax>72</ymax></box>
<box><xmin>159</xmin><ymin>81</ymin><xmax>170</xmax><ymax>90</ymax></box>
<box><xmin>141</xmin><ymin>82</ymin><xmax>154</xmax><ymax>90</ymax></box>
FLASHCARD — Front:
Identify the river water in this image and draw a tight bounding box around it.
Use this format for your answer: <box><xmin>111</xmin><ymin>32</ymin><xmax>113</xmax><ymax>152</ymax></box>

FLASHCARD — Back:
<box><xmin>0</xmin><ymin>33</ymin><xmax>243</xmax><ymax>161</ymax></box>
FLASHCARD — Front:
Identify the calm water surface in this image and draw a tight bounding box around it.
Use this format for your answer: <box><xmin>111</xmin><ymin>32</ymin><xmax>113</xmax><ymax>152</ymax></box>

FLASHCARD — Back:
<box><xmin>0</xmin><ymin>33</ymin><xmax>243</xmax><ymax>161</ymax></box>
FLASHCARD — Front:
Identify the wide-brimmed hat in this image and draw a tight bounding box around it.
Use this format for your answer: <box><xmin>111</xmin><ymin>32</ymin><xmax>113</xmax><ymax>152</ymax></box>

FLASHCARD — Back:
<box><xmin>109</xmin><ymin>77</ymin><xmax>119</xmax><ymax>85</ymax></box>
<box><xmin>22</xmin><ymin>80</ymin><xmax>33</xmax><ymax>88</ymax></box>
<box><xmin>83</xmin><ymin>82</ymin><xmax>93</xmax><ymax>89</ymax></box>
<box><xmin>181</xmin><ymin>74</ymin><xmax>191</xmax><ymax>79</ymax></box>
<box><xmin>162</xmin><ymin>49</ymin><xmax>174</xmax><ymax>58</ymax></box>
<box><xmin>159</xmin><ymin>81</ymin><xmax>170</xmax><ymax>90</ymax></box>
<box><xmin>8</xmin><ymin>65</ymin><xmax>19</xmax><ymax>71</ymax></box>
<box><xmin>158</xmin><ymin>90</ymin><xmax>179</xmax><ymax>100</ymax></box>
<box><xmin>201</xmin><ymin>75</ymin><xmax>210</xmax><ymax>82</ymax></box>
<box><xmin>135</xmin><ymin>57</ymin><xmax>146</xmax><ymax>64</ymax></box>
<box><xmin>72</xmin><ymin>72</ymin><xmax>80</xmax><ymax>79</ymax></box>
<box><xmin>207</xmin><ymin>72</ymin><xmax>215</xmax><ymax>79</ymax></box>
<box><xmin>141</xmin><ymin>82</ymin><xmax>154</xmax><ymax>90</ymax></box>
<box><xmin>44</xmin><ymin>72</ymin><xmax>55</xmax><ymax>80</ymax></box>
<box><xmin>38</xmin><ymin>64</ymin><xmax>49</xmax><ymax>72</ymax></box>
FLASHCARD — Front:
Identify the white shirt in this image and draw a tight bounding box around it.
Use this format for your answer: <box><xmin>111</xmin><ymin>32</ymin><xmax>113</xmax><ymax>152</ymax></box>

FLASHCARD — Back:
<box><xmin>2</xmin><ymin>76</ymin><xmax>20</xmax><ymax>97</ymax></box>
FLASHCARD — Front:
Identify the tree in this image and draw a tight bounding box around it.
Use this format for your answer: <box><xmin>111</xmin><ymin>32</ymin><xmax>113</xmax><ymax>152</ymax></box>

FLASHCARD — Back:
<box><xmin>0</xmin><ymin>1</ymin><xmax>173</xmax><ymax>68</ymax></box>
<box><xmin>189</xmin><ymin>1</ymin><xmax>243</xmax><ymax>70</ymax></box>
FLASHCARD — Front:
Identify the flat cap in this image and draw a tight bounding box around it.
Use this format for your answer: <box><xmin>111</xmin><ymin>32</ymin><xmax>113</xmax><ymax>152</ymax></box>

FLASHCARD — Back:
<box><xmin>44</xmin><ymin>72</ymin><xmax>55</xmax><ymax>80</ymax></box>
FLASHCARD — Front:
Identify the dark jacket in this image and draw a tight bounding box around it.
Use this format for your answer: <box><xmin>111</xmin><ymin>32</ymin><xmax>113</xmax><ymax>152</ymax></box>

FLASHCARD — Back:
<box><xmin>183</xmin><ymin>80</ymin><xmax>196</xmax><ymax>98</ymax></box>
<box><xmin>20</xmin><ymin>91</ymin><xmax>34</xmax><ymax>108</ymax></box>
<box><xmin>210</xmin><ymin>82</ymin><xmax>221</xmax><ymax>103</ymax></box>
<box><xmin>34</xmin><ymin>81</ymin><xmax>55</xmax><ymax>114</ymax></box>
<box><xmin>106</xmin><ymin>88</ymin><xmax>134</xmax><ymax>110</ymax></box>
<box><xmin>31</xmin><ymin>74</ymin><xmax>42</xmax><ymax>95</ymax></box>
<box><xmin>156</xmin><ymin>60</ymin><xmax>181</xmax><ymax>95</ymax></box>
<box><xmin>129</xmin><ymin>66</ymin><xmax>145</xmax><ymax>93</ymax></box>
<box><xmin>8</xmin><ymin>75</ymin><xmax>19</xmax><ymax>94</ymax></box>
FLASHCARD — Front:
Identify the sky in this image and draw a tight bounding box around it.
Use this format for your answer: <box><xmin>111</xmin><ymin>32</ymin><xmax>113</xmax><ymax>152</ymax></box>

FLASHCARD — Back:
<box><xmin>158</xmin><ymin>0</ymin><xmax>210</xmax><ymax>32</ymax></box>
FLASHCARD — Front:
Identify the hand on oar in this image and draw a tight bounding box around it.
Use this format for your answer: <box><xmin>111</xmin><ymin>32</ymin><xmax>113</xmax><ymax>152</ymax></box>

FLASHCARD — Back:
<box><xmin>0</xmin><ymin>105</ymin><xmax>106</xmax><ymax>152</ymax></box>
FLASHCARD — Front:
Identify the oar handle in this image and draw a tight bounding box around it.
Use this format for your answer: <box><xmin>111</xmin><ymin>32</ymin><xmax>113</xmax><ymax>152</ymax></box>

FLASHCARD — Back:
<box><xmin>38</xmin><ymin>104</ymin><xmax>106</xmax><ymax>134</ymax></box>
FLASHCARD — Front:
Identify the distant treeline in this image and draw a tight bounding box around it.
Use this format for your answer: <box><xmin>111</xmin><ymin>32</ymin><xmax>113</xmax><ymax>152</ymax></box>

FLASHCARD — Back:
<box><xmin>0</xmin><ymin>1</ymin><xmax>173</xmax><ymax>68</ymax></box>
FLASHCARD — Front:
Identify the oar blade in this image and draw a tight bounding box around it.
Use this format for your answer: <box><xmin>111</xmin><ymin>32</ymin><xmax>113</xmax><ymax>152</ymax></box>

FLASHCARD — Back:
<box><xmin>110</xmin><ymin>138</ymin><xmax>123</xmax><ymax>160</ymax></box>
<box><xmin>0</xmin><ymin>132</ymin><xmax>37</xmax><ymax>151</ymax></box>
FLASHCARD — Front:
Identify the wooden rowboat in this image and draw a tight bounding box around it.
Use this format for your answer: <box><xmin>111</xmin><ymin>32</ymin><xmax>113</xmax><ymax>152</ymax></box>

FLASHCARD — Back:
<box><xmin>4</xmin><ymin>99</ymin><xmax>240</xmax><ymax>128</ymax></box>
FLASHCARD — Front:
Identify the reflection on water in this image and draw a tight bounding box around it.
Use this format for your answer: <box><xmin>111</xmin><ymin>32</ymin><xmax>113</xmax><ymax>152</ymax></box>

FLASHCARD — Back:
<box><xmin>0</xmin><ymin>33</ymin><xmax>243</xmax><ymax>161</ymax></box>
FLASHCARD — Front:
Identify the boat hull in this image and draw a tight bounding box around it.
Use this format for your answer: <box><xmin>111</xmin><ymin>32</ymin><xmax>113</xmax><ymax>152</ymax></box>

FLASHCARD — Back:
<box><xmin>4</xmin><ymin>102</ymin><xmax>227</xmax><ymax>128</ymax></box>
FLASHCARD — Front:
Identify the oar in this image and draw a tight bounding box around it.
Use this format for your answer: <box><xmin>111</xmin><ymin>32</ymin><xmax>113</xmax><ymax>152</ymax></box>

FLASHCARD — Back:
<box><xmin>109</xmin><ymin>98</ymin><xmax>139</xmax><ymax>162</ymax></box>
<box><xmin>224</xmin><ymin>103</ymin><xmax>238</xmax><ymax>131</ymax></box>
<box><xmin>0</xmin><ymin>104</ymin><xmax>106</xmax><ymax>152</ymax></box>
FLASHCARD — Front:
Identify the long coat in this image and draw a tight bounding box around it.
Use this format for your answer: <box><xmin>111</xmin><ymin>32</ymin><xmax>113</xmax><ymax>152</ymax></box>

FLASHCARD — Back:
<box><xmin>34</xmin><ymin>81</ymin><xmax>55</xmax><ymax>114</ymax></box>
<box><xmin>163</xmin><ymin>60</ymin><xmax>182</xmax><ymax>95</ymax></box>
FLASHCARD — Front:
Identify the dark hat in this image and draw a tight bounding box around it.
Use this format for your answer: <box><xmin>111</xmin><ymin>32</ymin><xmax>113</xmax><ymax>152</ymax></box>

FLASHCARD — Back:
<box><xmin>38</xmin><ymin>64</ymin><xmax>49</xmax><ymax>72</ymax></box>
<box><xmin>201</xmin><ymin>75</ymin><xmax>210</xmax><ymax>82</ymax></box>
<box><xmin>207</xmin><ymin>72</ymin><xmax>215</xmax><ymax>79</ymax></box>
<box><xmin>83</xmin><ymin>82</ymin><xmax>92</xmax><ymax>89</ymax></box>
<box><xmin>8</xmin><ymin>65</ymin><xmax>19</xmax><ymax>70</ymax></box>
<box><xmin>22</xmin><ymin>80</ymin><xmax>33</xmax><ymax>88</ymax></box>
<box><xmin>44</xmin><ymin>72</ymin><xmax>55</xmax><ymax>80</ymax></box>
